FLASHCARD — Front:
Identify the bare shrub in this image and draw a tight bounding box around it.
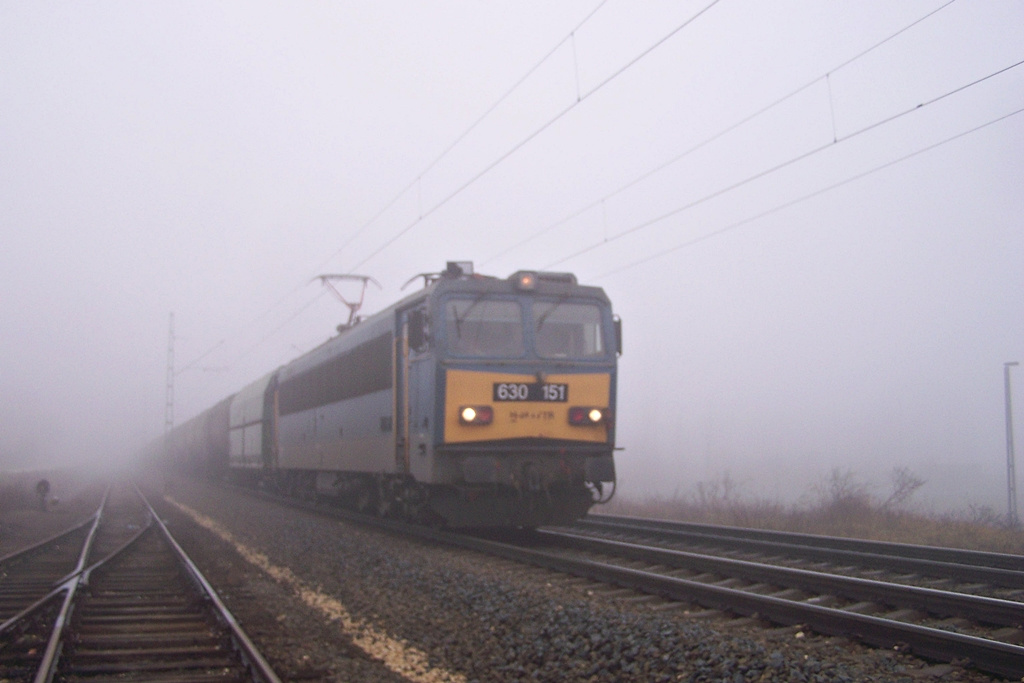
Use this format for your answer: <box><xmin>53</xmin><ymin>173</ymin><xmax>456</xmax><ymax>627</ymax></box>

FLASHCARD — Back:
<box><xmin>602</xmin><ymin>466</ymin><xmax>1024</xmax><ymax>553</ymax></box>
<box><xmin>881</xmin><ymin>467</ymin><xmax>926</xmax><ymax>511</ymax></box>
<box><xmin>598</xmin><ymin>466</ymin><xmax>1024</xmax><ymax>552</ymax></box>
<box><xmin>693</xmin><ymin>471</ymin><xmax>741</xmax><ymax>512</ymax></box>
<box><xmin>811</xmin><ymin>468</ymin><xmax>873</xmax><ymax>524</ymax></box>
<box><xmin>961</xmin><ymin>504</ymin><xmax>1007</xmax><ymax>527</ymax></box>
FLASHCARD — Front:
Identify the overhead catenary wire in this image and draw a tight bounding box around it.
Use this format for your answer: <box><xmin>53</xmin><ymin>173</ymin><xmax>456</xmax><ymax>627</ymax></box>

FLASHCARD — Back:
<box><xmin>175</xmin><ymin>1</ymin><xmax>613</xmax><ymax>375</ymax></box>
<box><xmin>541</xmin><ymin>56</ymin><xmax>1024</xmax><ymax>270</ymax></box>
<box><xmin>197</xmin><ymin>0</ymin><xmax>707</xmax><ymax>380</ymax></box>
<box><xmin>238</xmin><ymin>289</ymin><xmax>330</xmax><ymax>363</ymax></box>
<box><xmin>345</xmin><ymin>0</ymin><xmax>725</xmax><ymax>274</ymax></box>
<box><xmin>481</xmin><ymin>0</ymin><xmax>958</xmax><ymax>267</ymax></box>
<box><xmin>192</xmin><ymin>0</ymin><xmax>929</xmax><ymax>371</ymax></box>
<box><xmin>319</xmin><ymin>0</ymin><xmax>612</xmax><ymax>275</ymax></box>
<box><xmin>178</xmin><ymin>1</ymin><xmax>983</xmax><ymax>381</ymax></box>
<box><xmin>176</xmin><ymin>339</ymin><xmax>225</xmax><ymax>377</ymax></box>
<box><xmin>593</xmin><ymin>105</ymin><xmax>1024</xmax><ymax>281</ymax></box>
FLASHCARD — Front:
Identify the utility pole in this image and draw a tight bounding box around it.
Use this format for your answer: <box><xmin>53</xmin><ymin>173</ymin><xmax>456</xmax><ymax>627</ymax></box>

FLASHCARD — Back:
<box><xmin>165</xmin><ymin>312</ymin><xmax>175</xmax><ymax>443</ymax></box>
<box><xmin>1005</xmin><ymin>361</ymin><xmax>1019</xmax><ymax>527</ymax></box>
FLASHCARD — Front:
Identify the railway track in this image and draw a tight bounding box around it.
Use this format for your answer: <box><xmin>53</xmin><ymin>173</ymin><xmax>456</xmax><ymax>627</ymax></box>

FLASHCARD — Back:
<box><xmin>509</xmin><ymin>526</ymin><xmax>1024</xmax><ymax>677</ymax></box>
<box><xmin>226</xmin><ymin>485</ymin><xmax>1024</xmax><ymax>679</ymax></box>
<box><xmin>495</xmin><ymin>520</ymin><xmax>1024</xmax><ymax>679</ymax></box>
<box><xmin>0</xmin><ymin>520</ymin><xmax>96</xmax><ymax>625</ymax></box>
<box><xmin>576</xmin><ymin>514</ymin><xmax>1024</xmax><ymax>594</ymax></box>
<box><xmin>0</xmin><ymin>482</ymin><xmax>281</xmax><ymax>683</ymax></box>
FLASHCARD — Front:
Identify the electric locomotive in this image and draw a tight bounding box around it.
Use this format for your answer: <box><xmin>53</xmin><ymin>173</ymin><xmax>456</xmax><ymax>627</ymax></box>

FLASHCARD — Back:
<box><xmin>172</xmin><ymin>262</ymin><xmax>620</xmax><ymax>528</ymax></box>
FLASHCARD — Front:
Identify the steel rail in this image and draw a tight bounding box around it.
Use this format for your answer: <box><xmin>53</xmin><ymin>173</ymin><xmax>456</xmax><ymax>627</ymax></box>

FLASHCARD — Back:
<box><xmin>141</xmin><ymin>486</ymin><xmax>283</xmax><ymax>683</ymax></box>
<box><xmin>540</xmin><ymin>528</ymin><xmax>1024</xmax><ymax>627</ymax></box>
<box><xmin>576</xmin><ymin>515</ymin><xmax>1024</xmax><ymax>589</ymax></box>
<box><xmin>0</xmin><ymin>512</ymin><xmax>150</xmax><ymax>639</ymax></box>
<box><xmin>0</xmin><ymin>495</ymin><xmax>110</xmax><ymax>631</ymax></box>
<box><xmin>3</xmin><ymin>484</ymin><xmax>281</xmax><ymax>683</ymax></box>
<box><xmin>584</xmin><ymin>514</ymin><xmax>1024</xmax><ymax>571</ymax></box>
<box><xmin>0</xmin><ymin>514</ymin><xmax>99</xmax><ymax>566</ymax></box>
<box><xmin>32</xmin><ymin>486</ymin><xmax>111</xmax><ymax>683</ymax></box>
<box><xmin>0</xmin><ymin>515</ymin><xmax>155</xmax><ymax>638</ymax></box>
<box><xmin>440</xmin><ymin>530</ymin><xmax>1024</xmax><ymax>679</ymax></box>
<box><xmin>0</xmin><ymin>489</ymin><xmax>111</xmax><ymax>639</ymax></box>
<box><xmin>0</xmin><ymin>533</ymin><xmax>85</xmax><ymax>632</ymax></box>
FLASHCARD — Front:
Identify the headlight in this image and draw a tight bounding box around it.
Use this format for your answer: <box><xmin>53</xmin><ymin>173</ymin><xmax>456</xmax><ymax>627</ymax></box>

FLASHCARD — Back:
<box><xmin>568</xmin><ymin>407</ymin><xmax>608</xmax><ymax>426</ymax></box>
<box><xmin>459</xmin><ymin>405</ymin><xmax>494</xmax><ymax>425</ymax></box>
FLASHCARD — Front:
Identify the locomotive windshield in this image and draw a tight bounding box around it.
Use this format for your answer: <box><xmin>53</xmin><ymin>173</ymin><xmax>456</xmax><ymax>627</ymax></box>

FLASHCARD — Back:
<box><xmin>533</xmin><ymin>301</ymin><xmax>605</xmax><ymax>358</ymax></box>
<box><xmin>446</xmin><ymin>298</ymin><xmax>525</xmax><ymax>357</ymax></box>
<box><xmin>444</xmin><ymin>296</ymin><xmax>608</xmax><ymax>359</ymax></box>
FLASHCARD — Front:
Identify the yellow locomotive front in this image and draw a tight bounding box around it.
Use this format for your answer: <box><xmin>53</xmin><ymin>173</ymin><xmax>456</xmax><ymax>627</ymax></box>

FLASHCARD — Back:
<box><xmin>412</xmin><ymin>268</ymin><xmax>619</xmax><ymax>527</ymax></box>
<box><xmin>445</xmin><ymin>369</ymin><xmax>611</xmax><ymax>446</ymax></box>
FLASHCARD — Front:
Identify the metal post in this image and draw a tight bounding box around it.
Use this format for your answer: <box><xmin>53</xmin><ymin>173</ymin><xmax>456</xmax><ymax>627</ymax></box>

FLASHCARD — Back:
<box><xmin>1004</xmin><ymin>361</ymin><xmax>1019</xmax><ymax>527</ymax></box>
<box><xmin>165</xmin><ymin>312</ymin><xmax>175</xmax><ymax>439</ymax></box>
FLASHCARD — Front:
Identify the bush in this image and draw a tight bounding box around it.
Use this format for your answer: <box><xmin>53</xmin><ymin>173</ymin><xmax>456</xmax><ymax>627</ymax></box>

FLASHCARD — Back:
<box><xmin>601</xmin><ymin>466</ymin><xmax>1024</xmax><ymax>554</ymax></box>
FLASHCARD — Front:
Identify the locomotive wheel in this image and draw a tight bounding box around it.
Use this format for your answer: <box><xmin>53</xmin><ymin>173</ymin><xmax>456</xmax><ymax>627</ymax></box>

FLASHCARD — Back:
<box><xmin>354</xmin><ymin>479</ymin><xmax>376</xmax><ymax>514</ymax></box>
<box><xmin>375</xmin><ymin>477</ymin><xmax>394</xmax><ymax>518</ymax></box>
<box><xmin>400</xmin><ymin>482</ymin><xmax>427</xmax><ymax>522</ymax></box>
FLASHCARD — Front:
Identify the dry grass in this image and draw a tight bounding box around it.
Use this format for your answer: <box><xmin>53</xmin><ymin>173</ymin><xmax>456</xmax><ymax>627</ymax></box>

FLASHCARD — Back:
<box><xmin>602</xmin><ymin>469</ymin><xmax>1024</xmax><ymax>555</ymax></box>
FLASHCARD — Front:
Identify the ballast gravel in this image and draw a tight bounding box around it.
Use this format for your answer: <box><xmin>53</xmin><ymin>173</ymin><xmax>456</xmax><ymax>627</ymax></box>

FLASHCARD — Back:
<box><xmin>148</xmin><ymin>476</ymin><xmax>1002</xmax><ymax>682</ymax></box>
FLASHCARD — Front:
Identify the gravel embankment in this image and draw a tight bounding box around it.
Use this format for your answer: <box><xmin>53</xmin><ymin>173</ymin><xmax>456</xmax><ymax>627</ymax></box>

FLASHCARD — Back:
<box><xmin>143</xmin><ymin>476</ymin><xmax>1006</xmax><ymax>682</ymax></box>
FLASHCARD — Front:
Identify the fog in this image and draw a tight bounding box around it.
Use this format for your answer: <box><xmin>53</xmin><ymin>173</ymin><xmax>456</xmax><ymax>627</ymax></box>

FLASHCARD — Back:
<box><xmin>2</xmin><ymin>2</ymin><xmax>1022</xmax><ymax>514</ymax></box>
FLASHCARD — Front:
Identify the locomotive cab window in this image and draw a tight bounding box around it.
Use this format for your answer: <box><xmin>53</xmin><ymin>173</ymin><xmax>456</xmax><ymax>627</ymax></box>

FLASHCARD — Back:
<box><xmin>446</xmin><ymin>298</ymin><xmax>525</xmax><ymax>357</ymax></box>
<box><xmin>533</xmin><ymin>301</ymin><xmax>606</xmax><ymax>358</ymax></box>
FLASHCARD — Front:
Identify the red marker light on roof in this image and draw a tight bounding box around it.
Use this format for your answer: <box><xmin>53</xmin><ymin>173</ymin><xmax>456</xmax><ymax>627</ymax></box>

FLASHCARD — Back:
<box><xmin>511</xmin><ymin>271</ymin><xmax>537</xmax><ymax>290</ymax></box>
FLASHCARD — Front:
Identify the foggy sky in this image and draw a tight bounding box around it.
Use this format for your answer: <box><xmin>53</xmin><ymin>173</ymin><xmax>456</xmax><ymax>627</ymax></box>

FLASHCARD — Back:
<box><xmin>2</xmin><ymin>1</ymin><xmax>1022</xmax><ymax>513</ymax></box>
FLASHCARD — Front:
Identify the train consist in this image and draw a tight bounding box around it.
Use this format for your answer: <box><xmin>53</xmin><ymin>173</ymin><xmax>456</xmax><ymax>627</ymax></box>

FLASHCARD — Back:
<box><xmin>165</xmin><ymin>262</ymin><xmax>620</xmax><ymax>527</ymax></box>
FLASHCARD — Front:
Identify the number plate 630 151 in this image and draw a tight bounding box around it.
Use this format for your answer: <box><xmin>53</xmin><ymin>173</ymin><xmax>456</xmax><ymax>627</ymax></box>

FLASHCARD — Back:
<box><xmin>492</xmin><ymin>382</ymin><xmax>568</xmax><ymax>402</ymax></box>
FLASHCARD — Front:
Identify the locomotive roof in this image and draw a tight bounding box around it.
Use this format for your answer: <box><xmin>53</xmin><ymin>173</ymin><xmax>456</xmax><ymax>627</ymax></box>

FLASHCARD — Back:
<box><xmin>275</xmin><ymin>267</ymin><xmax>612</xmax><ymax>381</ymax></box>
<box><xmin>426</xmin><ymin>272</ymin><xmax>610</xmax><ymax>302</ymax></box>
